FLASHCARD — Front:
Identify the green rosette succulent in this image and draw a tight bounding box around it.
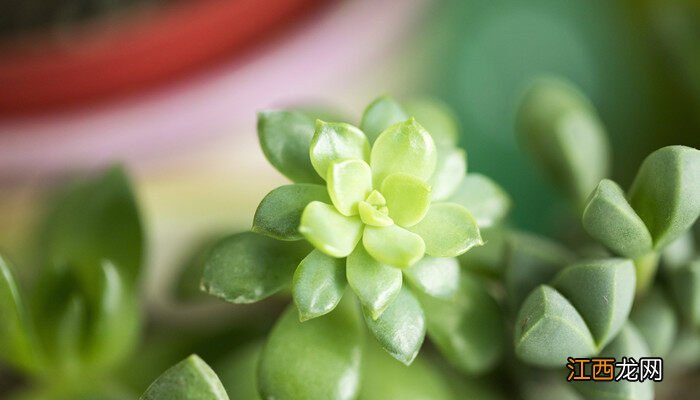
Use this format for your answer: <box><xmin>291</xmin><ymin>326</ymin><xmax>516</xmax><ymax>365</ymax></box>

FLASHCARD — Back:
<box><xmin>201</xmin><ymin>96</ymin><xmax>510</xmax><ymax>399</ymax></box>
<box><xmin>204</xmin><ymin>96</ymin><xmax>483</xmax><ymax>355</ymax></box>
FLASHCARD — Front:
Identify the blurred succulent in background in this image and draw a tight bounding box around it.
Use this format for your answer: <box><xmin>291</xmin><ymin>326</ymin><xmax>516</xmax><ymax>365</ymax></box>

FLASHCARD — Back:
<box><xmin>200</xmin><ymin>96</ymin><xmax>511</xmax><ymax>399</ymax></box>
<box><xmin>0</xmin><ymin>168</ymin><xmax>144</xmax><ymax>399</ymax></box>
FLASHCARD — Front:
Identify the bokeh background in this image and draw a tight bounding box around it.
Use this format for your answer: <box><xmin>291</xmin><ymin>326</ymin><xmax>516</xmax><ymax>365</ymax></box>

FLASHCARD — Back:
<box><xmin>1</xmin><ymin>0</ymin><xmax>699</xmax><ymax>397</ymax></box>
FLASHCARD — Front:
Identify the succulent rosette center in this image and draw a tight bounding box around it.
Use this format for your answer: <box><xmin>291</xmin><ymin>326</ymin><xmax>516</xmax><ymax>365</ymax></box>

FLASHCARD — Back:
<box><xmin>299</xmin><ymin>117</ymin><xmax>482</xmax><ymax>272</ymax></box>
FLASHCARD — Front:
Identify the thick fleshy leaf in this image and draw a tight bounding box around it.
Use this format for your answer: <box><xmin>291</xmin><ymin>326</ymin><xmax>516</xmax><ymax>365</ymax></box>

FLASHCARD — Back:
<box><xmin>669</xmin><ymin>259</ymin><xmax>700</xmax><ymax>328</ymax></box>
<box><xmin>404</xmin><ymin>256</ymin><xmax>459</xmax><ymax>299</ymax></box>
<box><xmin>259</xmin><ymin>301</ymin><xmax>363</xmax><ymax>400</ymax></box>
<box><xmin>514</xmin><ymin>285</ymin><xmax>596</xmax><ymax>367</ymax></box>
<box><xmin>408</xmin><ymin>203</ymin><xmax>482</xmax><ymax>257</ymax></box>
<box><xmin>572</xmin><ymin>323</ymin><xmax>653</xmax><ymax>400</ymax></box>
<box><xmin>363</xmin><ymin>225</ymin><xmax>425</xmax><ymax>268</ymax></box>
<box><xmin>631</xmin><ymin>288</ymin><xmax>678</xmax><ymax>356</ymax></box>
<box><xmin>551</xmin><ymin>258</ymin><xmax>635</xmax><ymax>348</ymax></box>
<box><xmin>360</xmin><ymin>96</ymin><xmax>408</xmax><ymax>143</ymax></box>
<box><xmin>140</xmin><ymin>355</ymin><xmax>229</xmax><ymax>400</ymax></box>
<box><xmin>201</xmin><ymin>232</ymin><xmax>310</xmax><ymax>304</ymax></box>
<box><xmin>628</xmin><ymin>145</ymin><xmax>700</xmax><ymax>249</ymax></box>
<box><xmin>257</xmin><ymin>111</ymin><xmax>321</xmax><ymax>184</ymax></box>
<box><xmin>381</xmin><ymin>173</ymin><xmax>431</xmax><ymax>227</ymax></box>
<box><xmin>358</xmin><ymin>201</ymin><xmax>393</xmax><ymax>227</ymax></box>
<box><xmin>357</xmin><ymin>339</ymin><xmax>453</xmax><ymax>400</ymax></box>
<box><xmin>370</xmin><ymin>118</ymin><xmax>437</xmax><ymax>187</ymax></box>
<box><xmin>0</xmin><ymin>256</ymin><xmax>39</xmax><ymax>372</ymax></box>
<box><xmin>310</xmin><ymin>121</ymin><xmax>370</xmax><ymax>180</ymax></box>
<box><xmin>449</xmin><ymin>174</ymin><xmax>511</xmax><ymax>228</ymax></box>
<box><xmin>516</xmin><ymin>78</ymin><xmax>610</xmax><ymax>205</ymax></box>
<box><xmin>418</xmin><ymin>273</ymin><xmax>504</xmax><ymax>374</ymax></box>
<box><xmin>84</xmin><ymin>261</ymin><xmax>140</xmax><ymax>370</ymax></box>
<box><xmin>504</xmin><ymin>232</ymin><xmax>573</xmax><ymax>309</ymax></box>
<box><xmin>347</xmin><ymin>244</ymin><xmax>402</xmax><ymax>320</ymax></box>
<box><xmin>428</xmin><ymin>147</ymin><xmax>466</xmax><ymax>201</ymax></box>
<box><xmin>402</xmin><ymin>98</ymin><xmax>459</xmax><ymax>147</ymax></box>
<box><xmin>293</xmin><ymin>250</ymin><xmax>346</xmax><ymax>321</ymax></box>
<box><xmin>582</xmin><ymin>179</ymin><xmax>653</xmax><ymax>258</ymax></box>
<box><xmin>44</xmin><ymin>166</ymin><xmax>143</xmax><ymax>286</ymax></box>
<box><xmin>253</xmin><ymin>184</ymin><xmax>330</xmax><ymax>241</ymax></box>
<box><xmin>299</xmin><ymin>201</ymin><xmax>363</xmax><ymax>257</ymax></box>
<box><xmin>364</xmin><ymin>288</ymin><xmax>425</xmax><ymax>365</ymax></box>
<box><xmin>327</xmin><ymin>160</ymin><xmax>373</xmax><ymax>216</ymax></box>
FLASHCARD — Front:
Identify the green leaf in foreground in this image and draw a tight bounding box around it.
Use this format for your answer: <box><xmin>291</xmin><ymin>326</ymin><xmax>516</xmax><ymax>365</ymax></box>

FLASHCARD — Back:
<box><xmin>628</xmin><ymin>145</ymin><xmax>700</xmax><ymax>249</ymax></box>
<box><xmin>140</xmin><ymin>355</ymin><xmax>229</xmax><ymax>400</ymax></box>
<box><xmin>257</xmin><ymin>111</ymin><xmax>321</xmax><ymax>184</ymax></box>
<box><xmin>0</xmin><ymin>255</ymin><xmax>39</xmax><ymax>372</ymax></box>
<box><xmin>370</xmin><ymin>118</ymin><xmax>436</xmax><ymax>186</ymax></box>
<box><xmin>259</xmin><ymin>300</ymin><xmax>363</xmax><ymax>400</ymax></box>
<box><xmin>408</xmin><ymin>203</ymin><xmax>482</xmax><ymax>257</ymax></box>
<box><xmin>551</xmin><ymin>258</ymin><xmax>635</xmax><ymax>348</ymax></box>
<box><xmin>310</xmin><ymin>121</ymin><xmax>370</xmax><ymax>181</ymax></box>
<box><xmin>347</xmin><ymin>244</ymin><xmax>402</xmax><ymax>320</ymax></box>
<box><xmin>364</xmin><ymin>287</ymin><xmax>425</xmax><ymax>365</ymax></box>
<box><xmin>514</xmin><ymin>285</ymin><xmax>596</xmax><ymax>367</ymax></box>
<box><xmin>253</xmin><ymin>184</ymin><xmax>330</xmax><ymax>241</ymax></box>
<box><xmin>582</xmin><ymin>179</ymin><xmax>653</xmax><ymax>258</ymax></box>
<box><xmin>201</xmin><ymin>232</ymin><xmax>310</xmax><ymax>304</ymax></box>
<box><xmin>299</xmin><ymin>201</ymin><xmax>363</xmax><ymax>258</ymax></box>
<box><xmin>293</xmin><ymin>250</ymin><xmax>346</xmax><ymax>321</ymax></box>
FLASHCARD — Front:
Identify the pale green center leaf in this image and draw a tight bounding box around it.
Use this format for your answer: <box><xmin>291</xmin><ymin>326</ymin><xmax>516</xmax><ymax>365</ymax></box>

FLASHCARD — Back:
<box><xmin>327</xmin><ymin>160</ymin><xmax>373</xmax><ymax>216</ymax></box>
<box><xmin>299</xmin><ymin>201</ymin><xmax>363</xmax><ymax>258</ymax></box>
<box><xmin>381</xmin><ymin>173</ymin><xmax>432</xmax><ymax>227</ymax></box>
<box><xmin>358</xmin><ymin>201</ymin><xmax>394</xmax><ymax>227</ymax></box>
<box><xmin>347</xmin><ymin>244</ymin><xmax>402</xmax><ymax>320</ymax></box>
<box><xmin>409</xmin><ymin>203</ymin><xmax>483</xmax><ymax>257</ymax></box>
<box><xmin>310</xmin><ymin>121</ymin><xmax>370</xmax><ymax>180</ymax></box>
<box><xmin>363</xmin><ymin>287</ymin><xmax>425</xmax><ymax>365</ymax></box>
<box><xmin>370</xmin><ymin>118</ymin><xmax>437</xmax><ymax>187</ymax></box>
<box><xmin>428</xmin><ymin>147</ymin><xmax>466</xmax><ymax>201</ymax></box>
<box><xmin>363</xmin><ymin>225</ymin><xmax>425</xmax><ymax>268</ymax></box>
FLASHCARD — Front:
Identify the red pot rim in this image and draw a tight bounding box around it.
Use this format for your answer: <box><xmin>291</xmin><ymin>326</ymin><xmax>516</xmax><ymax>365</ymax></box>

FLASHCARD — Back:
<box><xmin>0</xmin><ymin>0</ymin><xmax>326</xmax><ymax>116</ymax></box>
